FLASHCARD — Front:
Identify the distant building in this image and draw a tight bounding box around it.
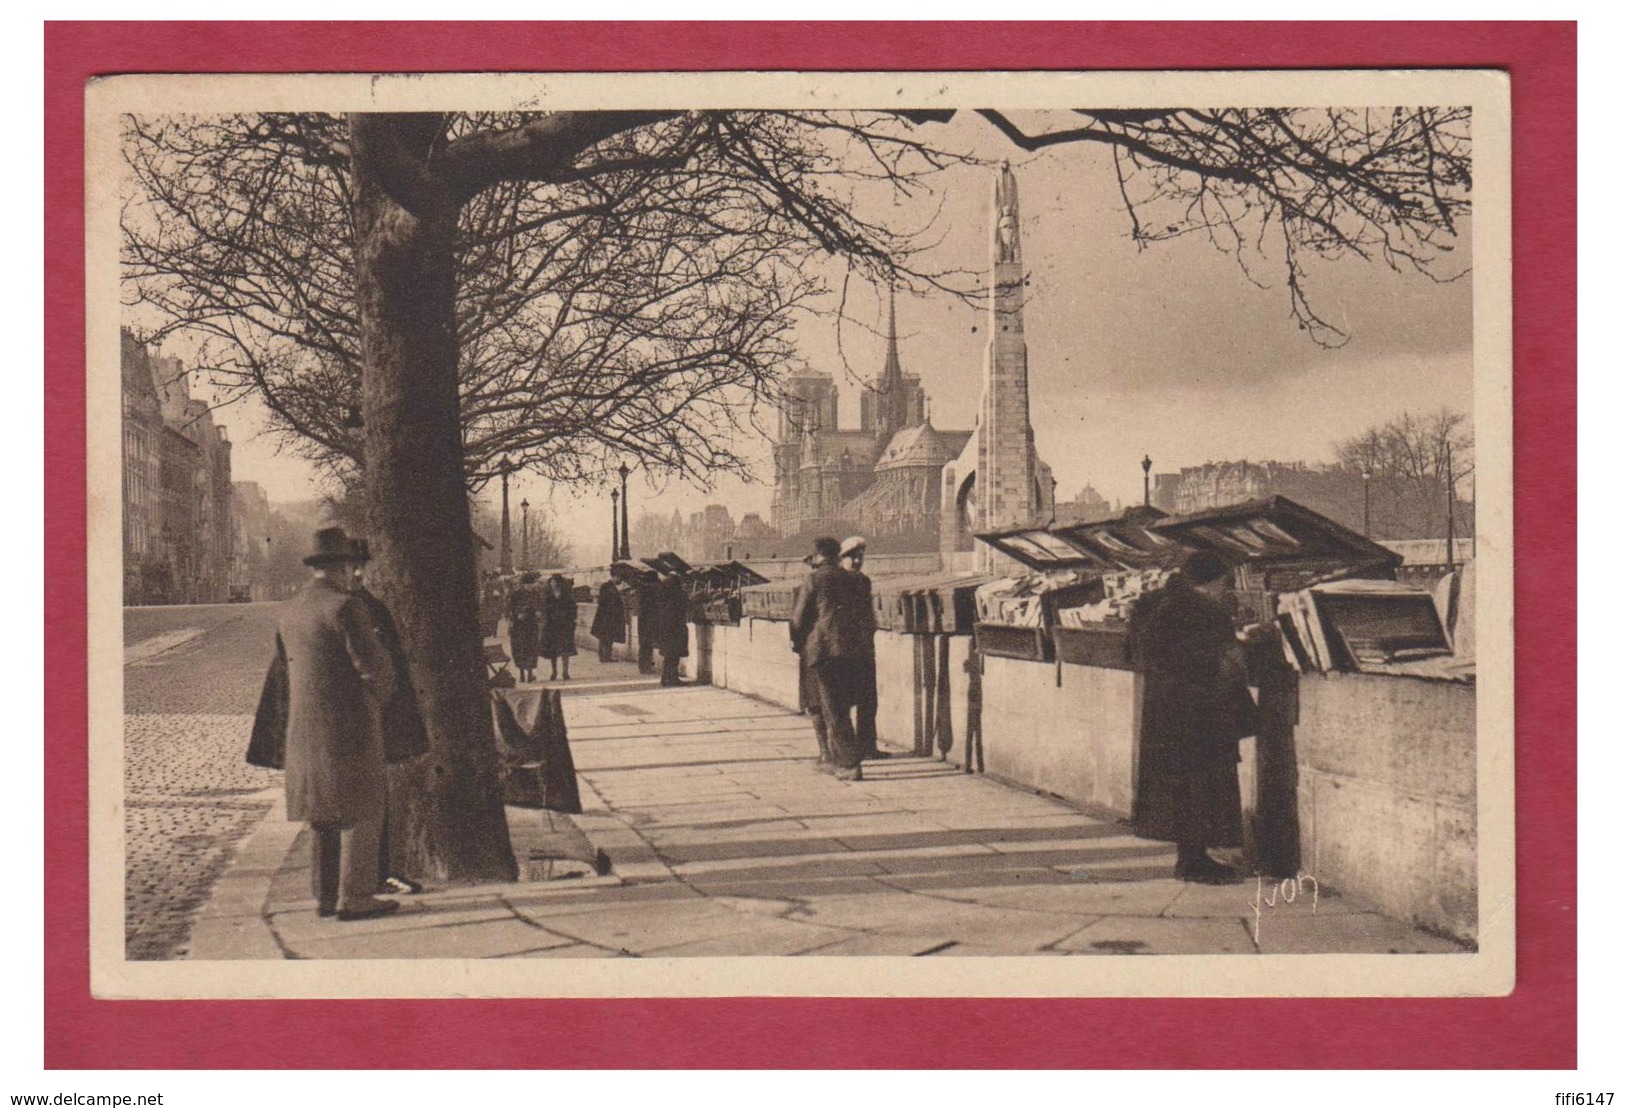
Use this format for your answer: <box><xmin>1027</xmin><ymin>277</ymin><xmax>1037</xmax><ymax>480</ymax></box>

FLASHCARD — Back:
<box><xmin>1150</xmin><ymin>459</ymin><xmax>1473</xmax><ymax>542</ymax></box>
<box><xmin>771</xmin><ymin>163</ymin><xmax>1054</xmax><ymax>565</ymax></box>
<box><xmin>121</xmin><ymin>332</ymin><xmax>165</xmax><ymax>603</ymax></box>
<box><xmin>1054</xmin><ymin>482</ymin><xmax>1117</xmax><ymax>525</ymax></box>
<box><xmin>232</xmin><ymin>481</ymin><xmax>272</xmax><ymax>600</ymax></box>
<box><xmin>120</xmin><ymin>329</ymin><xmax>236</xmax><ymax>604</ymax></box>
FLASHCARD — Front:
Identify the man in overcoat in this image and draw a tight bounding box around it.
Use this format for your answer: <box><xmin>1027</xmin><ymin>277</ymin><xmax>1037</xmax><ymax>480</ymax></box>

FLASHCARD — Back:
<box><xmin>348</xmin><ymin>539</ymin><xmax>430</xmax><ymax>897</ymax></box>
<box><xmin>249</xmin><ymin>527</ymin><xmax>403</xmax><ymax>920</ymax></box>
<box><xmin>838</xmin><ymin>536</ymin><xmax>885</xmax><ymax>760</ymax></box>
<box><xmin>790</xmin><ymin>547</ymin><xmax>833</xmax><ymax>765</ymax></box>
<box><xmin>1128</xmin><ymin>550</ymin><xmax>1255</xmax><ymax>884</ymax></box>
<box><xmin>790</xmin><ymin>536</ymin><xmax>868</xmax><ymax>781</ymax></box>
<box><xmin>652</xmin><ymin>565</ymin><xmax>690</xmax><ymax>687</ymax></box>
<box><xmin>591</xmin><ymin>578</ymin><xmax>627</xmax><ymax>662</ymax></box>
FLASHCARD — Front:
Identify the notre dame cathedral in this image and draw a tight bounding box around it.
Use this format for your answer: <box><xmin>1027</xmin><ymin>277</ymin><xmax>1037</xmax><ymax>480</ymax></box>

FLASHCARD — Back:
<box><xmin>770</xmin><ymin>162</ymin><xmax>1055</xmax><ymax>565</ymax></box>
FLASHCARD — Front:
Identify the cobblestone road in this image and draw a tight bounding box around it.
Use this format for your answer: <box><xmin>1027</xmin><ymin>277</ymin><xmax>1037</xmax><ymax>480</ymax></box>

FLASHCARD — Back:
<box><xmin>125</xmin><ymin>603</ymin><xmax>282</xmax><ymax>960</ymax></box>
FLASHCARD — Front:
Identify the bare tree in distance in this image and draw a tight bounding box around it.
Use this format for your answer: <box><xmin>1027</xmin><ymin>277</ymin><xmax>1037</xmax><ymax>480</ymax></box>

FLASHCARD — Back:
<box><xmin>1336</xmin><ymin>407</ymin><xmax>1474</xmax><ymax>540</ymax></box>
<box><xmin>1336</xmin><ymin>408</ymin><xmax>1473</xmax><ymax>485</ymax></box>
<box><xmin>121</xmin><ymin>106</ymin><xmax>1472</xmax><ymax>879</ymax></box>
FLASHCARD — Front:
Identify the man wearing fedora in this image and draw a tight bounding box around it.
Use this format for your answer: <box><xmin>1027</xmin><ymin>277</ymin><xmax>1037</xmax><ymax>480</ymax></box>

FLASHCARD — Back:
<box><xmin>790</xmin><ymin>536</ymin><xmax>867</xmax><ymax>781</ymax></box>
<box><xmin>347</xmin><ymin>538</ymin><xmax>430</xmax><ymax>898</ymax></box>
<box><xmin>249</xmin><ymin>526</ymin><xmax>404</xmax><ymax>920</ymax></box>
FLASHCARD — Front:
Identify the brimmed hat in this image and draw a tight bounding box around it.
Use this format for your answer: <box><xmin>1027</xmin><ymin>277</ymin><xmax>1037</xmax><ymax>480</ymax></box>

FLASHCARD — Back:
<box><xmin>303</xmin><ymin>526</ymin><xmax>366</xmax><ymax>566</ymax></box>
<box><xmin>839</xmin><ymin>536</ymin><xmax>867</xmax><ymax>558</ymax></box>
<box><xmin>1174</xmin><ymin>549</ymin><xmax>1229</xmax><ymax>586</ymax></box>
<box><xmin>810</xmin><ymin>536</ymin><xmax>841</xmax><ymax>564</ymax></box>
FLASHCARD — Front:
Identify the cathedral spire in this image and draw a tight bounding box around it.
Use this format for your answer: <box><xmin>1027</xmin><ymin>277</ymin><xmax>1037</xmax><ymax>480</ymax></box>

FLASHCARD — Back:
<box><xmin>876</xmin><ymin>282</ymin><xmax>910</xmax><ymax>439</ymax></box>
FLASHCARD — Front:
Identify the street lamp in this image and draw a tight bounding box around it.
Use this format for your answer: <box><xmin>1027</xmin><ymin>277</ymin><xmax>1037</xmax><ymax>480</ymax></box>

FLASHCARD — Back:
<box><xmin>1361</xmin><ymin>469</ymin><xmax>1372</xmax><ymax>537</ymax></box>
<box><xmin>499</xmin><ymin>455</ymin><xmax>514</xmax><ymax>576</ymax></box>
<box><xmin>610</xmin><ymin>488</ymin><xmax>620</xmax><ymax>564</ymax></box>
<box><xmin>617</xmin><ymin>461</ymin><xmax>632</xmax><ymax>560</ymax></box>
<box><xmin>1141</xmin><ymin>454</ymin><xmax>1152</xmax><ymax>508</ymax></box>
<box><xmin>520</xmin><ymin>498</ymin><xmax>530</xmax><ymax>571</ymax></box>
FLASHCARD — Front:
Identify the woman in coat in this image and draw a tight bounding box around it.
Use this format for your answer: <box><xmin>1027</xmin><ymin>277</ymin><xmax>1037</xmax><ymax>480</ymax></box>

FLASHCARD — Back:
<box><xmin>590</xmin><ymin>578</ymin><xmax>627</xmax><ymax>662</ymax></box>
<box><xmin>507</xmin><ymin>574</ymin><xmax>542</xmax><ymax>684</ymax></box>
<box><xmin>1128</xmin><ymin>550</ymin><xmax>1254</xmax><ymax>884</ymax></box>
<box><xmin>540</xmin><ymin>573</ymin><xmax>578</xmax><ymax>680</ymax></box>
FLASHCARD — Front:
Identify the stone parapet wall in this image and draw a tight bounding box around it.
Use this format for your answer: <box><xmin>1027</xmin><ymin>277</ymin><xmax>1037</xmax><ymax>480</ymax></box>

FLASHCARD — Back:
<box><xmin>1293</xmin><ymin>672</ymin><xmax>1477</xmax><ymax>942</ymax></box>
<box><xmin>691</xmin><ymin>620</ymin><xmax>1477</xmax><ymax>943</ymax></box>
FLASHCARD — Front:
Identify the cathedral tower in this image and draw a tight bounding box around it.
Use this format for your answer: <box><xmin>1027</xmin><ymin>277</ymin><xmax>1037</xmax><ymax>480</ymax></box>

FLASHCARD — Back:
<box><xmin>976</xmin><ymin>161</ymin><xmax>1038</xmax><ymax>534</ymax></box>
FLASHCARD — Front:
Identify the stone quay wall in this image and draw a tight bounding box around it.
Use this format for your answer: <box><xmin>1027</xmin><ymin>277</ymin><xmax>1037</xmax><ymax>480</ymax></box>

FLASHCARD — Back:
<box><xmin>694</xmin><ymin>616</ymin><xmax>1477</xmax><ymax>944</ymax></box>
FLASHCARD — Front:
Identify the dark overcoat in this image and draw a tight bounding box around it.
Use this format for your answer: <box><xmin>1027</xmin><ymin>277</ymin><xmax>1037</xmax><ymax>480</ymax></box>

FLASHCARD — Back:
<box><xmin>353</xmin><ymin>587</ymin><xmax>429</xmax><ymax>764</ymax></box>
<box><xmin>590</xmin><ymin>581</ymin><xmax>627</xmax><ymax>645</ymax></box>
<box><xmin>1128</xmin><ymin>576</ymin><xmax>1253</xmax><ymax>847</ymax></box>
<box><xmin>247</xmin><ymin>577</ymin><xmax>397</xmax><ymax>826</ymax></box>
<box><xmin>652</xmin><ymin>576</ymin><xmax>690</xmax><ymax>658</ymax></box>
<box><xmin>508</xmin><ymin>608</ymin><xmax>541</xmax><ymax>669</ymax></box>
<box><xmin>790</xmin><ymin>564</ymin><xmax>870</xmax><ymax>668</ymax></box>
<box><xmin>540</xmin><ymin>589</ymin><xmax>579</xmax><ymax>659</ymax></box>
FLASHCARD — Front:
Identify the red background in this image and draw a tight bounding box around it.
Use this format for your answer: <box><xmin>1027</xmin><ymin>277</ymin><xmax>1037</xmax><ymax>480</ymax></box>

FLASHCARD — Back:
<box><xmin>43</xmin><ymin>21</ymin><xmax>1577</xmax><ymax>1069</ymax></box>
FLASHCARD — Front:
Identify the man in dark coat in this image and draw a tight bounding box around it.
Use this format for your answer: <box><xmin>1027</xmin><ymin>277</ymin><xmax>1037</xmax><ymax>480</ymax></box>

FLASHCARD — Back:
<box><xmin>632</xmin><ymin>576</ymin><xmax>658</xmax><ymax>675</ymax></box>
<box><xmin>539</xmin><ymin>573</ymin><xmax>579</xmax><ymax>680</ymax></box>
<box><xmin>839</xmin><ymin>536</ymin><xmax>886</xmax><ymax>760</ymax></box>
<box><xmin>653</xmin><ymin>567</ymin><xmax>690</xmax><ymax>687</ymax></box>
<box><xmin>790</xmin><ymin>536</ymin><xmax>868</xmax><ymax>781</ymax></box>
<box><xmin>506</xmin><ymin>572</ymin><xmax>543</xmax><ymax>683</ymax></box>
<box><xmin>1128</xmin><ymin>550</ymin><xmax>1254</xmax><ymax>884</ymax></box>
<box><xmin>790</xmin><ymin>548</ymin><xmax>833</xmax><ymax>765</ymax></box>
<box><xmin>248</xmin><ymin>527</ymin><xmax>402</xmax><ymax>920</ymax></box>
<box><xmin>591</xmin><ymin>578</ymin><xmax>627</xmax><ymax>662</ymax></box>
<box><xmin>348</xmin><ymin>540</ymin><xmax>429</xmax><ymax>896</ymax></box>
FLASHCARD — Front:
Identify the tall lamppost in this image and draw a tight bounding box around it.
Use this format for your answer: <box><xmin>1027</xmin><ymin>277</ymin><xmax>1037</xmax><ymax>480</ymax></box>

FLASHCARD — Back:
<box><xmin>520</xmin><ymin>498</ymin><xmax>530</xmax><ymax>570</ymax></box>
<box><xmin>610</xmin><ymin>489</ymin><xmax>620</xmax><ymax>564</ymax></box>
<box><xmin>498</xmin><ymin>455</ymin><xmax>514</xmax><ymax>576</ymax></box>
<box><xmin>1444</xmin><ymin>440</ymin><xmax>1457</xmax><ymax>570</ymax></box>
<box><xmin>1362</xmin><ymin>468</ymin><xmax>1372</xmax><ymax>537</ymax></box>
<box><xmin>1141</xmin><ymin>454</ymin><xmax>1152</xmax><ymax>508</ymax></box>
<box><xmin>617</xmin><ymin>461</ymin><xmax>632</xmax><ymax>560</ymax></box>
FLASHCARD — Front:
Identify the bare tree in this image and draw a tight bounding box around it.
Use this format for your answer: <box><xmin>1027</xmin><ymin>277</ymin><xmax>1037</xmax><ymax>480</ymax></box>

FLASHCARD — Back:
<box><xmin>953</xmin><ymin>107</ymin><xmax>1472</xmax><ymax>346</ymax></box>
<box><xmin>122</xmin><ymin>106</ymin><xmax>1472</xmax><ymax>879</ymax></box>
<box><xmin>1337</xmin><ymin>407</ymin><xmax>1474</xmax><ymax>539</ymax></box>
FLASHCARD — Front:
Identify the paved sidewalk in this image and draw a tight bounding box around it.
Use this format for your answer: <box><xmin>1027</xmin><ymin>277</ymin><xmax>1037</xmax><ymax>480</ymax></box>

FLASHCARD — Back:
<box><xmin>191</xmin><ymin>671</ymin><xmax>1468</xmax><ymax>960</ymax></box>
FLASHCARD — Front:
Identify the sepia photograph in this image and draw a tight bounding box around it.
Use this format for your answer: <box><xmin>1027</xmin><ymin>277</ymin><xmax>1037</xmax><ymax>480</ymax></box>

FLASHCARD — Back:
<box><xmin>86</xmin><ymin>68</ymin><xmax>1512</xmax><ymax>1000</ymax></box>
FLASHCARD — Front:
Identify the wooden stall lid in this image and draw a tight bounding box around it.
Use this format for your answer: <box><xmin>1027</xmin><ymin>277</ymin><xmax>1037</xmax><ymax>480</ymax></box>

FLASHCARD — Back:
<box><xmin>1151</xmin><ymin>495</ymin><xmax>1400</xmax><ymax>575</ymax></box>
<box><xmin>975</xmin><ymin>507</ymin><xmax>1175</xmax><ymax>572</ymax></box>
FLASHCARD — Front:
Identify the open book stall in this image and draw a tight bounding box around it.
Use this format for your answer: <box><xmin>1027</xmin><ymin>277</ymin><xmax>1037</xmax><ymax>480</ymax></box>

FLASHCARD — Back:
<box><xmin>1149</xmin><ymin>496</ymin><xmax>1471</xmax><ymax>680</ymax></box>
<box><xmin>973</xmin><ymin>497</ymin><xmax>1467</xmax><ymax>678</ymax></box>
<box><xmin>972</xmin><ymin>507</ymin><xmax>1176</xmax><ymax>664</ymax></box>
<box><xmin>872</xmin><ymin>572</ymin><xmax>989</xmax><ymax>634</ymax></box>
<box><xmin>686</xmin><ymin>560</ymin><xmax>770</xmax><ymax>625</ymax></box>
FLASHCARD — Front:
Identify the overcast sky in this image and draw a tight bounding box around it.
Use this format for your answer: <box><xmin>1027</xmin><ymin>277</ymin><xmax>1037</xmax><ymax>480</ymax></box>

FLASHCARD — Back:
<box><xmin>181</xmin><ymin>112</ymin><xmax>1474</xmax><ymax>565</ymax></box>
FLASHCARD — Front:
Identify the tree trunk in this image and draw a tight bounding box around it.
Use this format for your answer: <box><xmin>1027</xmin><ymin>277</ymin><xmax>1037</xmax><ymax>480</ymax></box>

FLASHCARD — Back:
<box><xmin>351</xmin><ymin>117</ymin><xmax>517</xmax><ymax>882</ymax></box>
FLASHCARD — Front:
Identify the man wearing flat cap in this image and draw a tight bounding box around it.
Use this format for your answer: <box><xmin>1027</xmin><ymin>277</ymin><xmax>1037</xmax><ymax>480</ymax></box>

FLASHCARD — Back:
<box><xmin>248</xmin><ymin>526</ymin><xmax>404</xmax><ymax>920</ymax></box>
<box><xmin>839</xmin><ymin>537</ymin><xmax>884</xmax><ymax>760</ymax></box>
<box><xmin>790</xmin><ymin>536</ymin><xmax>868</xmax><ymax>781</ymax></box>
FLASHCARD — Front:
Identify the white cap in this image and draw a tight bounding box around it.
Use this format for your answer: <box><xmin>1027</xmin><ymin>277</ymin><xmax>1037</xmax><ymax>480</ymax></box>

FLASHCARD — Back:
<box><xmin>839</xmin><ymin>536</ymin><xmax>867</xmax><ymax>557</ymax></box>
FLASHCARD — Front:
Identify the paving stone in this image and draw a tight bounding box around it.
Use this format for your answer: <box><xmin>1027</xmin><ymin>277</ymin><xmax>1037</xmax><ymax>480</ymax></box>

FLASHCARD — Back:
<box><xmin>1055</xmin><ymin>915</ymin><xmax>1258</xmax><ymax>955</ymax></box>
<box><xmin>286</xmin><ymin>917</ymin><xmax>569</xmax><ymax>960</ymax></box>
<box><xmin>945</xmin><ymin>879</ymin><xmax>1184</xmax><ymax>918</ymax></box>
<box><xmin>795</xmin><ymin>932</ymin><xmax>966</xmax><ymax>956</ymax></box>
<box><xmin>683</xmin><ymin>875</ymin><xmax>898</xmax><ymax>901</ymax></box>
<box><xmin>531</xmin><ymin>899</ymin><xmax>782</xmax><ymax>954</ymax></box>
<box><xmin>644</xmin><ymin>917</ymin><xmax>855</xmax><ymax>956</ymax></box>
<box><xmin>502</xmin><ymin>943</ymin><xmax>631</xmax><ymax>958</ymax></box>
<box><xmin>1251</xmin><ymin>912</ymin><xmax>1470</xmax><ymax>954</ymax></box>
